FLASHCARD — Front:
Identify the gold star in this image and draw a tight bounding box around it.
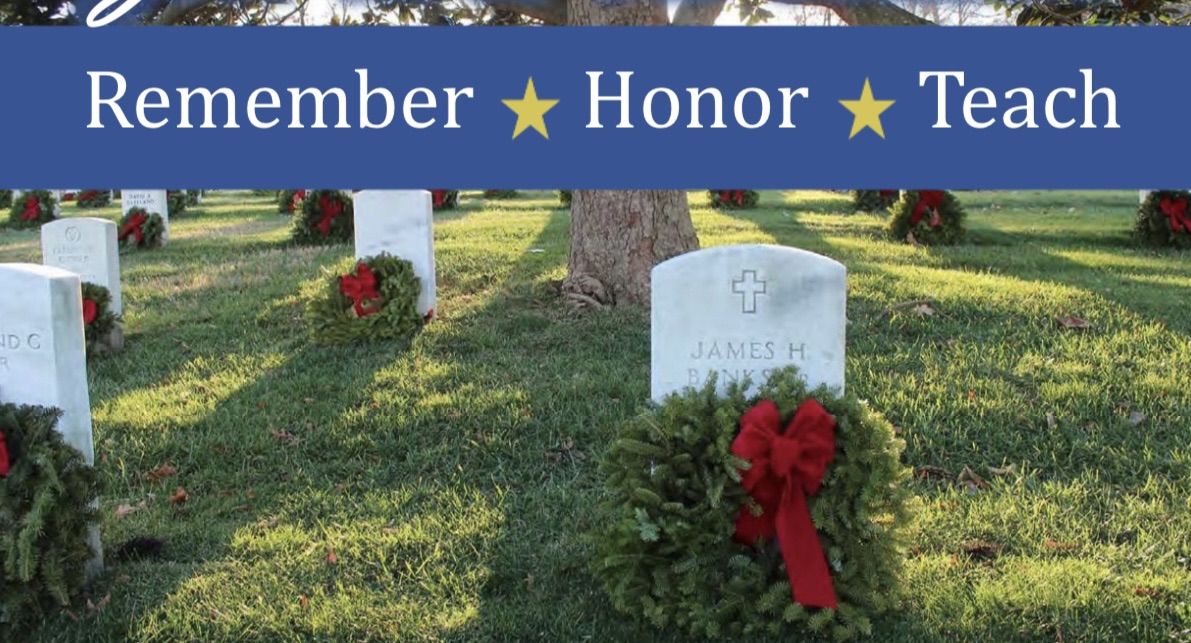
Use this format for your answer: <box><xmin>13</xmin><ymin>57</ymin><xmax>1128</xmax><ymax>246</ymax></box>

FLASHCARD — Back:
<box><xmin>839</xmin><ymin>78</ymin><xmax>895</xmax><ymax>139</ymax></box>
<box><xmin>502</xmin><ymin>78</ymin><xmax>559</xmax><ymax>140</ymax></box>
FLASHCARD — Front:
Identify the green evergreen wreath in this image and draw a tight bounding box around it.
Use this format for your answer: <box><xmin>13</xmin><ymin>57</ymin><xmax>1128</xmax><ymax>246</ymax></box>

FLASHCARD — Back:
<box><xmin>304</xmin><ymin>253</ymin><xmax>423</xmax><ymax>345</ymax></box>
<box><xmin>278</xmin><ymin>190</ymin><xmax>305</xmax><ymax>214</ymax></box>
<box><xmin>852</xmin><ymin>190</ymin><xmax>898</xmax><ymax>213</ymax></box>
<box><xmin>185</xmin><ymin>190</ymin><xmax>202</xmax><ymax>207</ymax></box>
<box><xmin>483</xmin><ymin>190</ymin><xmax>519</xmax><ymax>199</ymax></box>
<box><xmin>81</xmin><ymin>283</ymin><xmax>119</xmax><ymax>356</ymax></box>
<box><xmin>1135</xmin><ymin>190</ymin><xmax>1191</xmax><ymax>249</ymax></box>
<box><xmin>117</xmin><ymin>207</ymin><xmax>165</xmax><ymax>249</ymax></box>
<box><xmin>7</xmin><ymin>190</ymin><xmax>58</xmax><ymax>230</ymax></box>
<box><xmin>0</xmin><ymin>190</ymin><xmax>12</xmax><ymax>210</ymax></box>
<box><xmin>293</xmin><ymin>190</ymin><xmax>353</xmax><ymax>245</ymax></box>
<box><xmin>430</xmin><ymin>190</ymin><xmax>459</xmax><ymax>210</ymax></box>
<box><xmin>166</xmin><ymin>191</ymin><xmax>188</xmax><ymax>215</ymax></box>
<box><xmin>887</xmin><ymin>190</ymin><xmax>966</xmax><ymax>245</ymax></box>
<box><xmin>75</xmin><ymin>190</ymin><xmax>112</xmax><ymax>209</ymax></box>
<box><xmin>592</xmin><ymin>367</ymin><xmax>913</xmax><ymax>641</ymax></box>
<box><xmin>0</xmin><ymin>403</ymin><xmax>101</xmax><ymax>625</ymax></box>
<box><xmin>559</xmin><ymin>190</ymin><xmax>573</xmax><ymax>206</ymax></box>
<box><xmin>708</xmin><ymin>190</ymin><xmax>760</xmax><ymax>210</ymax></box>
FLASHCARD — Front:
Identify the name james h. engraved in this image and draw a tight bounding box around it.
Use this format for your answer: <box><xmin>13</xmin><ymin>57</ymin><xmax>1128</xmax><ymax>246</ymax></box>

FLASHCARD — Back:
<box><xmin>686</xmin><ymin>339</ymin><xmax>808</xmax><ymax>386</ymax></box>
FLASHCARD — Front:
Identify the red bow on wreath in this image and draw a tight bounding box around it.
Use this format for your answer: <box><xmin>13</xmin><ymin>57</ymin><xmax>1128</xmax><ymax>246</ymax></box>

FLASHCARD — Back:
<box><xmin>732</xmin><ymin>399</ymin><xmax>839</xmax><ymax>609</ymax></box>
<box><xmin>720</xmin><ymin>190</ymin><xmax>745</xmax><ymax>206</ymax></box>
<box><xmin>909</xmin><ymin>190</ymin><xmax>946</xmax><ymax>228</ymax></box>
<box><xmin>0</xmin><ymin>429</ymin><xmax>9</xmax><ymax>477</ymax></box>
<box><xmin>879</xmin><ymin>190</ymin><xmax>897</xmax><ymax>198</ymax></box>
<box><xmin>119</xmin><ymin>213</ymin><xmax>148</xmax><ymax>244</ymax></box>
<box><xmin>339</xmin><ymin>263</ymin><xmax>382</xmax><ymax>317</ymax></box>
<box><xmin>20</xmin><ymin>196</ymin><xmax>40</xmax><ymax>222</ymax></box>
<box><xmin>83</xmin><ymin>299</ymin><xmax>98</xmax><ymax>325</ymax></box>
<box><xmin>431</xmin><ymin>190</ymin><xmax>446</xmax><ymax>208</ymax></box>
<box><xmin>1160</xmin><ymin>196</ymin><xmax>1190</xmax><ymax>234</ymax></box>
<box><xmin>80</xmin><ymin>190</ymin><xmax>98</xmax><ymax>202</ymax></box>
<box><xmin>315</xmin><ymin>196</ymin><xmax>344</xmax><ymax>236</ymax></box>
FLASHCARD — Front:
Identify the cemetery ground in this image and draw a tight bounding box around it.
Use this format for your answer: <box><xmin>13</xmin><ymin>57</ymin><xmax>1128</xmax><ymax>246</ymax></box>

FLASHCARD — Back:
<box><xmin>2</xmin><ymin>190</ymin><xmax>1189</xmax><ymax>642</ymax></box>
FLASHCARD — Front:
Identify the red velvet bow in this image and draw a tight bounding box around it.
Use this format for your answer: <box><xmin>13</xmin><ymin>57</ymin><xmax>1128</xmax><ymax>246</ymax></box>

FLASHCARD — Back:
<box><xmin>879</xmin><ymin>190</ymin><xmax>897</xmax><ymax>197</ymax></box>
<box><xmin>315</xmin><ymin>196</ymin><xmax>344</xmax><ymax>236</ymax></box>
<box><xmin>733</xmin><ymin>399</ymin><xmax>839</xmax><ymax>609</ymax></box>
<box><xmin>290</xmin><ymin>190</ymin><xmax>306</xmax><ymax>213</ymax></box>
<box><xmin>432</xmin><ymin>190</ymin><xmax>446</xmax><ymax>208</ymax></box>
<box><xmin>20</xmin><ymin>196</ymin><xmax>40</xmax><ymax>221</ymax></box>
<box><xmin>80</xmin><ymin>190</ymin><xmax>98</xmax><ymax>202</ymax></box>
<box><xmin>719</xmin><ymin>190</ymin><xmax>745</xmax><ymax>205</ymax></box>
<box><xmin>909</xmin><ymin>190</ymin><xmax>946</xmax><ymax>227</ymax></box>
<box><xmin>0</xmin><ymin>429</ymin><xmax>9</xmax><ymax>477</ymax></box>
<box><xmin>1160</xmin><ymin>196</ymin><xmax>1189</xmax><ymax>234</ymax></box>
<box><xmin>83</xmin><ymin>299</ymin><xmax>98</xmax><ymax>325</ymax></box>
<box><xmin>339</xmin><ymin>263</ymin><xmax>382</xmax><ymax>317</ymax></box>
<box><xmin>119</xmin><ymin>213</ymin><xmax>148</xmax><ymax>244</ymax></box>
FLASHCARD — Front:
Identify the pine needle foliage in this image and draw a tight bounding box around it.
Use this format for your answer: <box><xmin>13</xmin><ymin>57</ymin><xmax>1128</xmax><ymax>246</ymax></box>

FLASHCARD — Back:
<box><xmin>592</xmin><ymin>367</ymin><xmax>914</xmax><ymax>641</ymax></box>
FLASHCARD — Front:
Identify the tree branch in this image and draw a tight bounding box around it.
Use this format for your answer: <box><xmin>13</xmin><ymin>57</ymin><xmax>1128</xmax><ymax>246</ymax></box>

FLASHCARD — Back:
<box><xmin>153</xmin><ymin>0</ymin><xmax>216</xmax><ymax>24</ymax></box>
<box><xmin>769</xmin><ymin>0</ymin><xmax>936</xmax><ymax>25</ymax></box>
<box><xmin>488</xmin><ymin>0</ymin><xmax>567</xmax><ymax>24</ymax></box>
<box><xmin>671</xmin><ymin>0</ymin><xmax>728</xmax><ymax>25</ymax></box>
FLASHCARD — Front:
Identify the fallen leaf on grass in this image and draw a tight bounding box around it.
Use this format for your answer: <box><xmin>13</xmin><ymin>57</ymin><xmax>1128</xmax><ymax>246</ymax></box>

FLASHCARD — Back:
<box><xmin>915</xmin><ymin>465</ymin><xmax>955</xmax><ymax>483</ymax></box>
<box><xmin>960</xmin><ymin>540</ymin><xmax>1003</xmax><ymax>561</ymax></box>
<box><xmin>326</xmin><ymin>550</ymin><xmax>338</xmax><ymax>565</ymax></box>
<box><xmin>299</xmin><ymin>595</ymin><xmax>309</xmax><ymax>608</ymax></box>
<box><xmin>958</xmin><ymin>466</ymin><xmax>990</xmax><ymax>492</ymax></box>
<box><xmin>86</xmin><ymin>594</ymin><xmax>111</xmax><ymax>613</ymax></box>
<box><xmin>1128</xmin><ymin>411</ymin><xmax>1146</xmax><ymax>426</ymax></box>
<box><xmin>546</xmin><ymin>438</ymin><xmax>586</xmax><ymax>463</ymax></box>
<box><xmin>1044</xmin><ymin>540</ymin><xmax>1077</xmax><ymax>551</ymax></box>
<box><xmin>272</xmin><ymin>429</ymin><xmax>298</xmax><ymax>443</ymax></box>
<box><xmin>143</xmin><ymin>464</ymin><xmax>178</xmax><ymax>483</ymax></box>
<box><xmin>169</xmin><ymin>488</ymin><xmax>188</xmax><ymax>505</ymax></box>
<box><xmin>115</xmin><ymin>501</ymin><xmax>146</xmax><ymax>518</ymax></box>
<box><xmin>1133</xmin><ymin>586</ymin><xmax>1162</xmax><ymax>599</ymax></box>
<box><xmin>114</xmin><ymin>575</ymin><xmax>132</xmax><ymax>585</ymax></box>
<box><xmin>1046</xmin><ymin>412</ymin><xmax>1057</xmax><ymax>429</ymax></box>
<box><xmin>912</xmin><ymin>303</ymin><xmax>937</xmax><ymax>316</ymax></box>
<box><xmin>906</xmin><ymin>232</ymin><xmax>923</xmax><ymax>248</ymax></box>
<box><xmin>988</xmin><ymin>464</ymin><xmax>1018</xmax><ymax>476</ymax></box>
<box><xmin>1057</xmin><ymin>314</ymin><xmax>1091</xmax><ymax>329</ymax></box>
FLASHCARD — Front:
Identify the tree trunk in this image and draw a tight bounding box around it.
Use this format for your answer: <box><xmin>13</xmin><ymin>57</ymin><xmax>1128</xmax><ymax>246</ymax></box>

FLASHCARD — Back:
<box><xmin>562</xmin><ymin>0</ymin><xmax>699</xmax><ymax>309</ymax></box>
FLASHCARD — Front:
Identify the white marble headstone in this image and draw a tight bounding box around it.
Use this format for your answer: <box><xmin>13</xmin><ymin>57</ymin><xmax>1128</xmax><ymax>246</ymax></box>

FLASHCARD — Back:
<box><xmin>352</xmin><ymin>190</ymin><xmax>437</xmax><ymax>320</ymax></box>
<box><xmin>121</xmin><ymin>190</ymin><xmax>170</xmax><ymax>244</ymax></box>
<box><xmin>651</xmin><ymin>244</ymin><xmax>846</xmax><ymax>402</ymax></box>
<box><xmin>0</xmin><ymin>264</ymin><xmax>102</xmax><ymax>574</ymax></box>
<box><xmin>40</xmin><ymin>218</ymin><xmax>123</xmax><ymax>315</ymax></box>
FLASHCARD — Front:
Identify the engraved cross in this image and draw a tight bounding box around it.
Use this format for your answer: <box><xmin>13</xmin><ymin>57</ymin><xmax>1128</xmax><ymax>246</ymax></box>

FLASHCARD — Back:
<box><xmin>732</xmin><ymin>270</ymin><xmax>766</xmax><ymax>314</ymax></box>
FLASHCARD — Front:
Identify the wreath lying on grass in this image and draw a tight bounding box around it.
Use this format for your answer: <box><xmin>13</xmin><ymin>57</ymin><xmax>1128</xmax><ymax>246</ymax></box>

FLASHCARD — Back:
<box><xmin>887</xmin><ymin>190</ymin><xmax>966</xmax><ymax>245</ymax></box>
<box><xmin>0</xmin><ymin>403</ymin><xmax>101</xmax><ymax>625</ymax></box>
<box><xmin>293</xmin><ymin>190</ymin><xmax>352</xmax><ymax>245</ymax></box>
<box><xmin>709</xmin><ymin>190</ymin><xmax>760</xmax><ymax>210</ymax></box>
<box><xmin>75</xmin><ymin>190</ymin><xmax>112</xmax><ymax>209</ymax></box>
<box><xmin>304</xmin><ymin>253</ymin><xmax>423</xmax><ymax>345</ymax></box>
<box><xmin>0</xmin><ymin>190</ymin><xmax>12</xmax><ymax>210</ymax></box>
<box><xmin>7</xmin><ymin>190</ymin><xmax>57</xmax><ymax>229</ymax></box>
<box><xmin>117</xmin><ymin>207</ymin><xmax>165</xmax><ymax>249</ymax></box>
<box><xmin>559</xmin><ymin>190</ymin><xmax>573</xmax><ymax>206</ymax></box>
<box><xmin>166</xmin><ymin>191</ymin><xmax>188</xmax><ymax>215</ymax></box>
<box><xmin>852</xmin><ymin>190</ymin><xmax>899</xmax><ymax>213</ymax></box>
<box><xmin>81</xmin><ymin>283</ymin><xmax>120</xmax><ymax>355</ymax></box>
<box><xmin>593</xmin><ymin>367</ymin><xmax>913</xmax><ymax>641</ymax></box>
<box><xmin>1135</xmin><ymin>190</ymin><xmax>1191</xmax><ymax>249</ymax></box>
<box><xmin>431</xmin><ymin>190</ymin><xmax>459</xmax><ymax>210</ymax></box>
<box><xmin>484</xmin><ymin>190</ymin><xmax>519</xmax><ymax>199</ymax></box>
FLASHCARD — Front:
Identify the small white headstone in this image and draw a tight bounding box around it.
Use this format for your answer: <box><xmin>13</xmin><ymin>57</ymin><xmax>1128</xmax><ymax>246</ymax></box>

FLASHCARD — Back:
<box><xmin>0</xmin><ymin>264</ymin><xmax>102</xmax><ymax>574</ymax></box>
<box><xmin>352</xmin><ymin>190</ymin><xmax>437</xmax><ymax>320</ymax></box>
<box><xmin>40</xmin><ymin>218</ymin><xmax>123</xmax><ymax>315</ymax></box>
<box><xmin>121</xmin><ymin>190</ymin><xmax>170</xmax><ymax>244</ymax></box>
<box><xmin>651</xmin><ymin>244</ymin><xmax>846</xmax><ymax>402</ymax></box>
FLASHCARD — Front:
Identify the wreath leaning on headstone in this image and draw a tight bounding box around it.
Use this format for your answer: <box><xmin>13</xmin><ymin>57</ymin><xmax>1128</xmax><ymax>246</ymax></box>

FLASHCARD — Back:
<box><xmin>592</xmin><ymin>367</ymin><xmax>914</xmax><ymax>641</ymax></box>
<box><xmin>0</xmin><ymin>403</ymin><xmax>101</xmax><ymax>626</ymax></box>
<box><xmin>278</xmin><ymin>189</ymin><xmax>305</xmax><ymax>214</ymax></box>
<box><xmin>852</xmin><ymin>190</ymin><xmax>899</xmax><ymax>213</ymax></box>
<box><xmin>117</xmin><ymin>207</ymin><xmax>165</xmax><ymax>250</ymax></box>
<box><xmin>166</xmin><ymin>190</ymin><xmax>188</xmax><ymax>216</ymax></box>
<box><xmin>430</xmin><ymin>190</ymin><xmax>459</xmax><ymax>211</ymax></box>
<box><xmin>292</xmin><ymin>190</ymin><xmax>353</xmax><ymax>245</ymax></box>
<box><xmin>81</xmin><ymin>283</ymin><xmax>121</xmax><ymax>356</ymax></box>
<box><xmin>558</xmin><ymin>190</ymin><xmax>573</xmax><ymax>207</ymax></box>
<box><xmin>0</xmin><ymin>190</ymin><xmax>12</xmax><ymax>210</ymax></box>
<box><xmin>75</xmin><ymin>190</ymin><xmax>112</xmax><ymax>209</ymax></box>
<box><xmin>1135</xmin><ymin>189</ymin><xmax>1191</xmax><ymax>249</ymax></box>
<box><xmin>483</xmin><ymin>189</ymin><xmax>519</xmax><ymax>199</ymax></box>
<box><xmin>6</xmin><ymin>190</ymin><xmax>58</xmax><ymax>230</ymax></box>
<box><xmin>887</xmin><ymin>190</ymin><xmax>966</xmax><ymax>245</ymax></box>
<box><xmin>708</xmin><ymin>190</ymin><xmax>761</xmax><ymax>210</ymax></box>
<box><xmin>303</xmin><ymin>252</ymin><xmax>424</xmax><ymax>345</ymax></box>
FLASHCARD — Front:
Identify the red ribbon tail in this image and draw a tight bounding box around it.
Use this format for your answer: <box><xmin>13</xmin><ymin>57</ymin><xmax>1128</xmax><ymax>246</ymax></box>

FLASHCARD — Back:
<box><xmin>0</xmin><ymin>430</ymin><xmax>10</xmax><ymax>477</ymax></box>
<box><xmin>776</xmin><ymin>487</ymin><xmax>838</xmax><ymax>609</ymax></box>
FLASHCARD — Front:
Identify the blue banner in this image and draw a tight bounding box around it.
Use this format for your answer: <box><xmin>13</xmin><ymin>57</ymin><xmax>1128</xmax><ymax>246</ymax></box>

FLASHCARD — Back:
<box><xmin>0</xmin><ymin>25</ymin><xmax>1187</xmax><ymax>189</ymax></box>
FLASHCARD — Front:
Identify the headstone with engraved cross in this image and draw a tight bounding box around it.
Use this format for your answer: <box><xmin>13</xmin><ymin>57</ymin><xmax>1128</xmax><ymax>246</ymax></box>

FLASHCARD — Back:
<box><xmin>650</xmin><ymin>244</ymin><xmax>846</xmax><ymax>402</ymax></box>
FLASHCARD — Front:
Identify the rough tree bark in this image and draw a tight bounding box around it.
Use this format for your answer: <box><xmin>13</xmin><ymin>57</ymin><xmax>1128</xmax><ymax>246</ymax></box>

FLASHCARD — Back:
<box><xmin>561</xmin><ymin>0</ymin><xmax>699</xmax><ymax>309</ymax></box>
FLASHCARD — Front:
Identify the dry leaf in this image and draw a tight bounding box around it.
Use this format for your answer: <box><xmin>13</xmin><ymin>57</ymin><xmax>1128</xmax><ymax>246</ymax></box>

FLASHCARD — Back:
<box><xmin>86</xmin><ymin>593</ymin><xmax>111</xmax><ymax>613</ymax></box>
<box><xmin>1128</xmin><ymin>411</ymin><xmax>1145</xmax><ymax>426</ymax></box>
<box><xmin>912</xmin><ymin>303</ymin><xmax>937</xmax><ymax>316</ymax></box>
<box><xmin>273</xmin><ymin>429</ymin><xmax>298</xmax><ymax>443</ymax></box>
<box><xmin>303</xmin><ymin>397</ymin><xmax>315</xmax><ymax>404</ymax></box>
<box><xmin>115</xmin><ymin>574</ymin><xmax>132</xmax><ymax>585</ymax></box>
<box><xmin>968</xmin><ymin>389</ymin><xmax>976</xmax><ymax>403</ymax></box>
<box><xmin>63</xmin><ymin>609</ymin><xmax>79</xmax><ymax>621</ymax></box>
<box><xmin>915</xmin><ymin>465</ymin><xmax>955</xmax><ymax>483</ymax></box>
<box><xmin>115</xmin><ymin>501</ymin><xmax>146</xmax><ymax>517</ymax></box>
<box><xmin>906</xmin><ymin>231</ymin><xmax>923</xmax><ymax>248</ymax></box>
<box><xmin>1044</xmin><ymin>540</ymin><xmax>1077</xmax><ymax>551</ymax></box>
<box><xmin>169</xmin><ymin>488</ymin><xmax>188</xmax><ymax>505</ymax></box>
<box><xmin>960</xmin><ymin>540</ymin><xmax>1003</xmax><ymax>561</ymax></box>
<box><xmin>1046</xmin><ymin>412</ymin><xmax>1057</xmax><ymax>429</ymax></box>
<box><xmin>143</xmin><ymin>464</ymin><xmax>178</xmax><ymax>483</ymax></box>
<box><xmin>381</xmin><ymin>526</ymin><xmax>398</xmax><ymax>535</ymax></box>
<box><xmin>299</xmin><ymin>595</ymin><xmax>309</xmax><ymax>608</ymax></box>
<box><xmin>958</xmin><ymin>466</ymin><xmax>990</xmax><ymax>492</ymax></box>
<box><xmin>1057</xmin><ymin>314</ymin><xmax>1091</xmax><ymax>329</ymax></box>
<box><xmin>988</xmin><ymin>464</ymin><xmax>1018</xmax><ymax>476</ymax></box>
<box><xmin>326</xmin><ymin>550</ymin><xmax>338</xmax><ymax>564</ymax></box>
<box><xmin>1133</xmin><ymin>586</ymin><xmax>1161</xmax><ymax>598</ymax></box>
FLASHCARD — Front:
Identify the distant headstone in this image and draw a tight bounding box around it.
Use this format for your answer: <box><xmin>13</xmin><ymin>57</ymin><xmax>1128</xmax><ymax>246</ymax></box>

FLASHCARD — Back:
<box><xmin>122</xmin><ymin>190</ymin><xmax>169</xmax><ymax>244</ymax></box>
<box><xmin>0</xmin><ymin>264</ymin><xmax>102</xmax><ymax>576</ymax></box>
<box><xmin>651</xmin><ymin>244</ymin><xmax>846</xmax><ymax>402</ymax></box>
<box><xmin>1140</xmin><ymin>190</ymin><xmax>1151</xmax><ymax>204</ymax></box>
<box><xmin>40</xmin><ymin>218</ymin><xmax>123</xmax><ymax>315</ymax></box>
<box><xmin>352</xmin><ymin>190</ymin><xmax>437</xmax><ymax>320</ymax></box>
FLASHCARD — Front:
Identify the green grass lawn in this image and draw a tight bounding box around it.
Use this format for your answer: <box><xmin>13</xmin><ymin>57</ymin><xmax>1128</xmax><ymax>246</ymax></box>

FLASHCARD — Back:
<box><xmin>2</xmin><ymin>190</ymin><xmax>1189</xmax><ymax>642</ymax></box>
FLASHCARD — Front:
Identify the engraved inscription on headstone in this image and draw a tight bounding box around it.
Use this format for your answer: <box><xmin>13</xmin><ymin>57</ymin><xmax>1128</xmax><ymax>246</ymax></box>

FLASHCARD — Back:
<box><xmin>41</xmin><ymin>217</ymin><xmax>123</xmax><ymax>315</ymax></box>
<box><xmin>732</xmin><ymin>269</ymin><xmax>767</xmax><ymax>314</ymax></box>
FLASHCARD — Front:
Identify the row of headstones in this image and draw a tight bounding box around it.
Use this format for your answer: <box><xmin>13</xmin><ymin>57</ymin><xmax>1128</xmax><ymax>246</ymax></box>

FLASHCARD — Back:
<box><xmin>4</xmin><ymin>186</ymin><xmax>839</xmax><ymax>581</ymax></box>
